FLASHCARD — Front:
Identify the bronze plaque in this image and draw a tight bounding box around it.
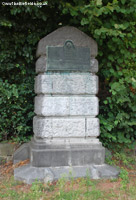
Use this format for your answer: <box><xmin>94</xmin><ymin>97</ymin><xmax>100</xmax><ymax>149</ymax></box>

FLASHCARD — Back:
<box><xmin>46</xmin><ymin>40</ymin><xmax>90</xmax><ymax>71</ymax></box>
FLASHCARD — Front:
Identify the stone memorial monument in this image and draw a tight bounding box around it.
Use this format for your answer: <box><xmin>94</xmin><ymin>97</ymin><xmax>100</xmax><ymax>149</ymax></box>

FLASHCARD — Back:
<box><xmin>14</xmin><ymin>26</ymin><xmax>119</xmax><ymax>184</ymax></box>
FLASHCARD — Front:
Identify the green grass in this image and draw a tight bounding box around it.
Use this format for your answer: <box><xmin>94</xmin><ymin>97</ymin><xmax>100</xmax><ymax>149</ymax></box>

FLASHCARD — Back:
<box><xmin>0</xmin><ymin>175</ymin><xmax>136</xmax><ymax>200</ymax></box>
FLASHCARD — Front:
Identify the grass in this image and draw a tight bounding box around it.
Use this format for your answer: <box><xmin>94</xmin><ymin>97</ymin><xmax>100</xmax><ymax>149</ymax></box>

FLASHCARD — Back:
<box><xmin>1</xmin><ymin>175</ymin><xmax>136</xmax><ymax>200</ymax></box>
<box><xmin>0</xmin><ymin>174</ymin><xmax>136</xmax><ymax>200</ymax></box>
<box><xmin>0</xmin><ymin>149</ymin><xmax>136</xmax><ymax>200</ymax></box>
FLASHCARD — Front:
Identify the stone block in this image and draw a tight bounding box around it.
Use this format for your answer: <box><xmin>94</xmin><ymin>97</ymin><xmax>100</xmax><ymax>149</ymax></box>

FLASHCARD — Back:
<box><xmin>71</xmin><ymin>149</ymin><xmax>104</xmax><ymax>166</ymax></box>
<box><xmin>33</xmin><ymin>117</ymin><xmax>85</xmax><ymax>138</ymax></box>
<box><xmin>36</xmin><ymin>57</ymin><xmax>98</xmax><ymax>73</ymax></box>
<box><xmin>30</xmin><ymin>140</ymin><xmax>105</xmax><ymax>167</ymax></box>
<box><xmin>0</xmin><ymin>143</ymin><xmax>16</xmax><ymax>156</ymax></box>
<box><xmin>13</xmin><ymin>143</ymin><xmax>30</xmax><ymax>164</ymax></box>
<box><xmin>30</xmin><ymin>137</ymin><xmax>102</xmax><ymax>149</ymax></box>
<box><xmin>34</xmin><ymin>96</ymin><xmax>99</xmax><ymax>116</ymax></box>
<box><xmin>14</xmin><ymin>164</ymin><xmax>120</xmax><ymax>184</ymax></box>
<box><xmin>31</xmin><ymin>148</ymin><xmax>105</xmax><ymax>167</ymax></box>
<box><xmin>86</xmin><ymin>118</ymin><xmax>100</xmax><ymax>137</ymax></box>
<box><xmin>14</xmin><ymin>165</ymin><xmax>55</xmax><ymax>184</ymax></box>
<box><xmin>33</xmin><ymin>117</ymin><xmax>100</xmax><ymax>138</ymax></box>
<box><xmin>35</xmin><ymin>56</ymin><xmax>46</xmax><ymax>73</ymax></box>
<box><xmin>96</xmin><ymin>164</ymin><xmax>120</xmax><ymax>179</ymax></box>
<box><xmin>35</xmin><ymin>73</ymin><xmax>98</xmax><ymax>95</ymax></box>
<box><xmin>36</xmin><ymin>26</ymin><xmax>97</xmax><ymax>58</ymax></box>
<box><xmin>35</xmin><ymin>96</ymin><xmax>69</xmax><ymax>116</ymax></box>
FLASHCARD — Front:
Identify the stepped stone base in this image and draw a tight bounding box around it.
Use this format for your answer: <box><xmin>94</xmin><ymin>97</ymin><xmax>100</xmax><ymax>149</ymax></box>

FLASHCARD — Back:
<box><xmin>14</xmin><ymin>138</ymin><xmax>120</xmax><ymax>184</ymax></box>
<box><xmin>14</xmin><ymin>138</ymin><xmax>105</xmax><ymax>165</ymax></box>
<box><xmin>14</xmin><ymin>164</ymin><xmax>120</xmax><ymax>184</ymax></box>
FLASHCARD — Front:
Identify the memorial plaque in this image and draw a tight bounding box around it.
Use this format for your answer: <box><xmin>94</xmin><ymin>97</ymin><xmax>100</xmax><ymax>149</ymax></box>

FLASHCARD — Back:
<box><xmin>46</xmin><ymin>40</ymin><xmax>90</xmax><ymax>71</ymax></box>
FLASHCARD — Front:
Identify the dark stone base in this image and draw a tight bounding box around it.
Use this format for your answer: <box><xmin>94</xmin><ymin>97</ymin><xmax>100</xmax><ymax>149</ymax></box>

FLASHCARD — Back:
<box><xmin>14</xmin><ymin>143</ymin><xmax>30</xmax><ymax>164</ymax></box>
<box><xmin>13</xmin><ymin>138</ymin><xmax>120</xmax><ymax>183</ymax></box>
<box><xmin>14</xmin><ymin>164</ymin><xmax>120</xmax><ymax>184</ymax></box>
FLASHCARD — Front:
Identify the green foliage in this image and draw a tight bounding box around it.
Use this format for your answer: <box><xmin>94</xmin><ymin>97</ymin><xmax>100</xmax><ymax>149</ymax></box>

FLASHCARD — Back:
<box><xmin>0</xmin><ymin>78</ymin><xmax>34</xmax><ymax>142</ymax></box>
<box><xmin>0</xmin><ymin>0</ymin><xmax>136</xmax><ymax>146</ymax></box>
<box><xmin>61</xmin><ymin>0</ymin><xmax>136</xmax><ymax>147</ymax></box>
<box><xmin>0</xmin><ymin>2</ymin><xmax>59</xmax><ymax>142</ymax></box>
<box><xmin>106</xmin><ymin>149</ymin><xmax>136</xmax><ymax>169</ymax></box>
<box><xmin>114</xmin><ymin>151</ymin><xmax>135</xmax><ymax>167</ymax></box>
<box><xmin>119</xmin><ymin>168</ymin><xmax>129</xmax><ymax>189</ymax></box>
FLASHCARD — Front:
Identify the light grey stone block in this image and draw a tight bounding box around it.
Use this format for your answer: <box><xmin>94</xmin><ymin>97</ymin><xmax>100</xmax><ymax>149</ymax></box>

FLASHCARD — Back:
<box><xmin>33</xmin><ymin>117</ymin><xmax>85</xmax><ymax>138</ymax></box>
<box><xmin>35</xmin><ymin>96</ymin><xmax>69</xmax><ymax>116</ymax></box>
<box><xmin>34</xmin><ymin>96</ymin><xmax>99</xmax><ymax>116</ymax></box>
<box><xmin>33</xmin><ymin>117</ymin><xmax>100</xmax><ymax>138</ymax></box>
<box><xmin>35</xmin><ymin>73</ymin><xmax>98</xmax><ymax>95</ymax></box>
<box><xmin>36</xmin><ymin>26</ymin><xmax>97</xmax><ymax>58</ymax></box>
<box><xmin>35</xmin><ymin>74</ymin><xmax>52</xmax><ymax>94</ymax></box>
<box><xmin>86</xmin><ymin>118</ymin><xmax>100</xmax><ymax>137</ymax></box>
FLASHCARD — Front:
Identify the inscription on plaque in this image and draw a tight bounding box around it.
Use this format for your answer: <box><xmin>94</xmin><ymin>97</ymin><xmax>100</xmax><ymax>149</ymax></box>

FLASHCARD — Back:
<box><xmin>46</xmin><ymin>40</ymin><xmax>90</xmax><ymax>71</ymax></box>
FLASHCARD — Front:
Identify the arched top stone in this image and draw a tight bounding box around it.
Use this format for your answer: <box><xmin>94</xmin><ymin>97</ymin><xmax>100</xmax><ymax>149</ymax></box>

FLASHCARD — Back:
<box><xmin>36</xmin><ymin>26</ymin><xmax>98</xmax><ymax>58</ymax></box>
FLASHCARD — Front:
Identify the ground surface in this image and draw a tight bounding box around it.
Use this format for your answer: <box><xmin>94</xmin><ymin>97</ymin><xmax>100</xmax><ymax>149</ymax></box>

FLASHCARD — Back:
<box><xmin>0</xmin><ymin>149</ymin><xmax>136</xmax><ymax>200</ymax></box>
